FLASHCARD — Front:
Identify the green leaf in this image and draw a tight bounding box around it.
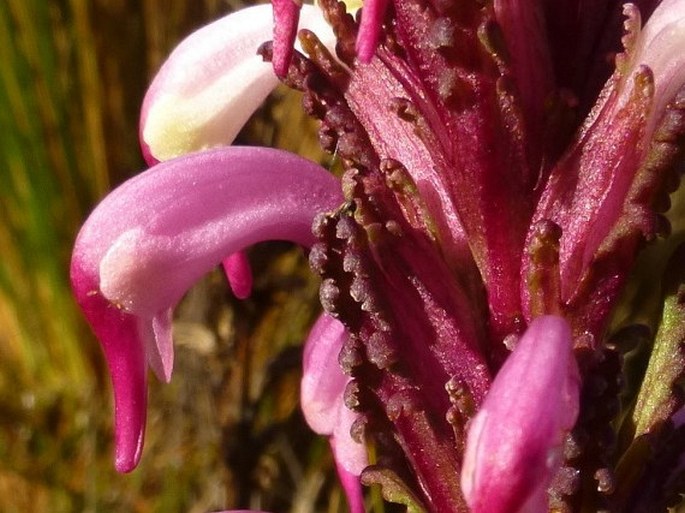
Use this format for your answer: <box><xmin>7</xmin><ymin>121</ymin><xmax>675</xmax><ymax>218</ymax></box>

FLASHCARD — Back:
<box><xmin>632</xmin><ymin>243</ymin><xmax>685</xmax><ymax>438</ymax></box>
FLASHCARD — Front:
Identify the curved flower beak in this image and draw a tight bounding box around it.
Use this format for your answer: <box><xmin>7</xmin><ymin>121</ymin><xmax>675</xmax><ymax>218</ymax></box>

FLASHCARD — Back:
<box><xmin>140</xmin><ymin>4</ymin><xmax>335</xmax><ymax>164</ymax></box>
<box><xmin>71</xmin><ymin>147</ymin><xmax>342</xmax><ymax>472</ymax></box>
<box><xmin>461</xmin><ymin>315</ymin><xmax>579</xmax><ymax>513</ymax></box>
<box><xmin>301</xmin><ymin>314</ymin><xmax>367</xmax><ymax>512</ymax></box>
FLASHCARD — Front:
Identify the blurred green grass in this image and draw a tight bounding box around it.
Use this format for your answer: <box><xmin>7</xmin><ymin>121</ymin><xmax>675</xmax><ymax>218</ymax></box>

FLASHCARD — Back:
<box><xmin>0</xmin><ymin>1</ymin><xmax>350</xmax><ymax>511</ymax></box>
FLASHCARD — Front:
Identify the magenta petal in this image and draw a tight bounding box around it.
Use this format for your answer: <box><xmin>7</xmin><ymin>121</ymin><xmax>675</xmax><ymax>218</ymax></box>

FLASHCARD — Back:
<box><xmin>94</xmin><ymin>148</ymin><xmax>342</xmax><ymax>317</ymax></box>
<box><xmin>355</xmin><ymin>0</ymin><xmax>389</xmax><ymax>63</ymax></box>
<box><xmin>72</xmin><ymin>147</ymin><xmax>342</xmax><ymax>471</ymax></box>
<box><xmin>460</xmin><ymin>315</ymin><xmax>579</xmax><ymax>513</ymax></box>
<box><xmin>333</xmin><ymin>444</ymin><xmax>367</xmax><ymax>513</ymax></box>
<box><xmin>222</xmin><ymin>252</ymin><xmax>253</xmax><ymax>299</ymax></box>
<box><xmin>272</xmin><ymin>0</ymin><xmax>301</xmax><ymax>77</ymax></box>
<box><xmin>70</xmin><ymin>269</ymin><xmax>146</xmax><ymax>473</ymax></box>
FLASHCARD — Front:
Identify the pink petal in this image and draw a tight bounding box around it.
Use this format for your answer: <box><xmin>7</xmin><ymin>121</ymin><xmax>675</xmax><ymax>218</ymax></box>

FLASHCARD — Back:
<box><xmin>71</xmin><ymin>147</ymin><xmax>342</xmax><ymax>472</ymax></box>
<box><xmin>331</xmin><ymin>399</ymin><xmax>368</xmax><ymax>476</ymax></box>
<box><xmin>333</xmin><ymin>445</ymin><xmax>367</xmax><ymax>513</ymax></box>
<box><xmin>140</xmin><ymin>5</ymin><xmax>277</xmax><ymax>163</ymax></box>
<box><xmin>95</xmin><ymin>148</ymin><xmax>341</xmax><ymax>317</ymax></box>
<box><xmin>301</xmin><ymin>314</ymin><xmax>368</xmax><ymax>476</ymax></box>
<box><xmin>222</xmin><ymin>252</ymin><xmax>253</xmax><ymax>299</ymax></box>
<box><xmin>272</xmin><ymin>0</ymin><xmax>301</xmax><ymax>78</ymax></box>
<box><xmin>355</xmin><ymin>0</ymin><xmax>389</xmax><ymax>63</ymax></box>
<box><xmin>301</xmin><ymin>314</ymin><xmax>349</xmax><ymax>434</ymax></box>
<box><xmin>461</xmin><ymin>315</ymin><xmax>579</xmax><ymax>513</ymax></box>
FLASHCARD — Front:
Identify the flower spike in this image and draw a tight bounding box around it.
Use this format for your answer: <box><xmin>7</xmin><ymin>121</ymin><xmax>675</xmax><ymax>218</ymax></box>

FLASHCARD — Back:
<box><xmin>71</xmin><ymin>147</ymin><xmax>342</xmax><ymax>472</ymax></box>
<box><xmin>461</xmin><ymin>315</ymin><xmax>579</xmax><ymax>513</ymax></box>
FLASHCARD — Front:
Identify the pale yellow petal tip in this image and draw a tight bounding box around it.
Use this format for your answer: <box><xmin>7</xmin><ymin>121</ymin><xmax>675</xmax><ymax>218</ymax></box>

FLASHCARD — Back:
<box><xmin>142</xmin><ymin>93</ymin><xmax>228</xmax><ymax>162</ymax></box>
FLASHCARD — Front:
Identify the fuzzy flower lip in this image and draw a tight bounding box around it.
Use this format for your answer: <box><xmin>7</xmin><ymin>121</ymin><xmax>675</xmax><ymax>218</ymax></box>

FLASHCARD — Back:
<box><xmin>461</xmin><ymin>315</ymin><xmax>579</xmax><ymax>513</ymax></box>
<box><xmin>140</xmin><ymin>4</ymin><xmax>335</xmax><ymax>164</ymax></box>
<box><xmin>71</xmin><ymin>146</ymin><xmax>343</xmax><ymax>473</ymax></box>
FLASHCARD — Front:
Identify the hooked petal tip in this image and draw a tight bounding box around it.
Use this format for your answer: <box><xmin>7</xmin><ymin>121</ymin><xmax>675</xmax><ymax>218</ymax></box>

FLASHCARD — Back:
<box><xmin>70</xmin><ymin>254</ymin><xmax>149</xmax><ymax>474</ymax></box>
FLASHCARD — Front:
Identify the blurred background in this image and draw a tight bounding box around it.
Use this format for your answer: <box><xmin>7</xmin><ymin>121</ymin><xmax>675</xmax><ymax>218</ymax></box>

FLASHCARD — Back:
<box><xmin>0</xmin><ymin>1</ymin><xmax>346</xmax><ymax>511</ymax></box>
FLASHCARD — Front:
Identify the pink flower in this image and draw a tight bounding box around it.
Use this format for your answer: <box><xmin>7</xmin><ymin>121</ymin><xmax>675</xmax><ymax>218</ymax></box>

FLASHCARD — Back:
<box><xmin>71</xmin><ymin>0</ymin><xmax>685</xmax><ymax>511</ymax></box>
<box><xmin>461</xmin><ymin>315</ymin><xmax>579</xmax><ymax>513</ymax></box>
<box><xmin>71</xmin><ymin>147</ymin><xmax>342</xmax><ymax>472</ymax></box>
<box><xmin>301</xmin><ymin>314</ymin><xmax>367</xmax><ymax>513</ymax></box>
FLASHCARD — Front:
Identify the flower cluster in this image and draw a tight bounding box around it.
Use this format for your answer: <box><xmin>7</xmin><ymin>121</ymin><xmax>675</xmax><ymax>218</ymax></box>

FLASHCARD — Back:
<box><xmin>71</xmin><ymin>1</ymin><xmax>685</xmax><ymax>512</ymax></box>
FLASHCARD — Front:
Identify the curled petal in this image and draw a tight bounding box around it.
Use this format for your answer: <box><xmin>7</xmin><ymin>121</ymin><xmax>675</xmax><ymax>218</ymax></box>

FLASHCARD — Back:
<box><xmin>71</xmin><ymin>147</ymin><xmax>342</xmax><ymax>472</ymax></box>
<box><xmin>140</xmin><ymin>5</ymin><xmax>277</xmax><ymax>163</ymax></box>
<box><xmin>140</xmin><ymin>5</ymin><xmax>333</xmax><ymax>163</ymax></box>
<box><xmin>461</xmin><ymin>316</ymin><xmax>579</xmax><ymax>513</ymax></box>
<box><xmin>95</xmin><ymin>148</ymin><xmax>341</xmax><ymax>316</ymax></box>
